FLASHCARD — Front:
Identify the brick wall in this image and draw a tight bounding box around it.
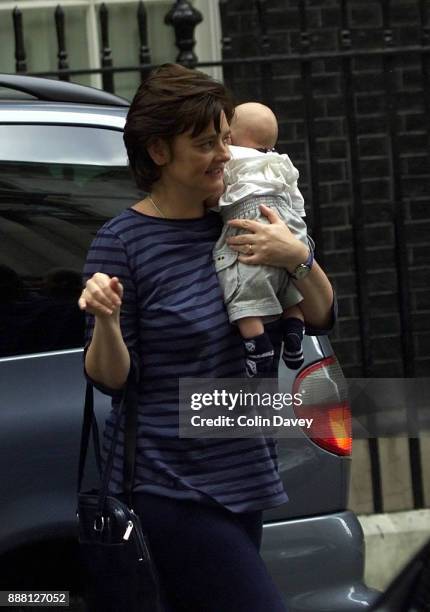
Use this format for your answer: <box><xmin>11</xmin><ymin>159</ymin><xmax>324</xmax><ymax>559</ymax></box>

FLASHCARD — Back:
<box><xmin>221</xmin><ymin>0</ymin><xmax>430</xmax><ymax>377</ymax></box>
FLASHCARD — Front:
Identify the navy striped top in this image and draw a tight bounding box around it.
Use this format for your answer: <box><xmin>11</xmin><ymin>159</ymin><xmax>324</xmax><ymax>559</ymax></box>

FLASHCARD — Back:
<box><xmin>84</xmin><ymin>208</ymin><xmax>290</xmax><ymax>513</ymax></box>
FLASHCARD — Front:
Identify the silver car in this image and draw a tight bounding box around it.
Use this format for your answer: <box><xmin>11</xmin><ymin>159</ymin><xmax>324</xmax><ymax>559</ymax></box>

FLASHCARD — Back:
<box><xmin>0</xmin><ymin>74</ymin><xmax>379</xmax><ymax>610</ymax></box>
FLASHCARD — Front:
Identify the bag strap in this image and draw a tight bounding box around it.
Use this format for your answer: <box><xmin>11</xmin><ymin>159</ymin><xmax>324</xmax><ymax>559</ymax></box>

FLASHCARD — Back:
<box><xmin>77</xmin><ymin>366</ymin><xmax>138</xmax><ymax>509</ymax></box>
<box><xmin>123</xmin><ymin>375</ymin><xmax>138</xmax><ymax>505</ymax></box>
<box><xmin>77</xmin><ymin>382</ymin><xmax>102</xmax><ymax>493</ymax></box>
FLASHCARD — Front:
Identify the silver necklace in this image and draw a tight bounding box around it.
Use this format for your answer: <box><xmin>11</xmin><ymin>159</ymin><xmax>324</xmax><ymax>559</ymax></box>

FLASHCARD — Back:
<box><xmin>148</xmin><ymin>195</ymin><xmax>166</xmax><ymax>218</ymax></box>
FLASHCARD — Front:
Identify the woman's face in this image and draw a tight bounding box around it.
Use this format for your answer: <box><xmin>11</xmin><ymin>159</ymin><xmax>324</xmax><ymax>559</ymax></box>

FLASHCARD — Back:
<box><xmin>160</xmin><ymin>111</ymin><xmax>231</xmax><ymax>198</ymax></box>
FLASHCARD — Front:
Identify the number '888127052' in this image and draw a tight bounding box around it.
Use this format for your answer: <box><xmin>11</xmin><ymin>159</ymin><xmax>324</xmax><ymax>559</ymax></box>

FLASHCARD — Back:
<box><xmin>1</xmin><ymin>591</ymin><xmax>69</xmax><ymax>607</ymax></box>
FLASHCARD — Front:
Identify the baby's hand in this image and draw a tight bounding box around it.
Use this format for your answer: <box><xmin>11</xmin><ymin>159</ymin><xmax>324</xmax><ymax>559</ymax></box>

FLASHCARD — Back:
<box><xmin>78</xmin><ymin>273</ymin><xmax>123</xmax><ymax>318</ymax></box>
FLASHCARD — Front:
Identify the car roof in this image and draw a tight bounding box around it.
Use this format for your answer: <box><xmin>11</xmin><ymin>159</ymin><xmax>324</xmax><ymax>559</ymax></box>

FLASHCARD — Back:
<box><xmin>0</xmin><ymin>73</ymin><xmax>129</xmax><ymax>105</ymax></box>
<box><xmin>0</xmin><ymin>73</ymin><xmax>129</xmax><ymax>129</ymax></box>
<box><xmin>0</xmin><ymin>102</ymin><xmax>128</xmax><ymax>129</ymax></box>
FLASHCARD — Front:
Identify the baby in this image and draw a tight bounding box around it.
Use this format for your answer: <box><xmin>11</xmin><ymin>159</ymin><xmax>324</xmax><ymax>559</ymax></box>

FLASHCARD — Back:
<box><xmin>213</xmin><ymin>102</ymin><xmax>314</xmax><ymax>377</ymax></box>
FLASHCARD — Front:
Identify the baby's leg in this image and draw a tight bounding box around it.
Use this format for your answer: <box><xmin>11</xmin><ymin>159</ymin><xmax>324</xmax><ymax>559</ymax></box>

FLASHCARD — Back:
<box><xmin>282</xmin><ymin>304</ymin><xmax>304</xmax><ymax>323</ymax></box>
<box><xmin>281</xmin><ymin>305</ymin><xmax>305</xmax><ymax>370</ymax></box>
<box><xmin>238</xmin><ymin>316</ymin><xmax>264</xmax><ymax>338</ymax></box>
<box><xmin>238</xmin><ymin>317</ymin><xmax>274</xmax><ymax>378</ymax></box>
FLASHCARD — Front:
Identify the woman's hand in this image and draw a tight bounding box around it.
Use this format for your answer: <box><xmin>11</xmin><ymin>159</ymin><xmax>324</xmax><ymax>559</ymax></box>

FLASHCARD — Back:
<box><xmin>78</xmin><ymin>273</ymin><xmax>123</xmax><ymax>318</ymax></box>
<box><xmin>227</xmin><ymin>204</ymin><xmax>335</xmax><ymax>329</ymax></box>
<box><xmin>226</xmin><ymin>204</ymin><xmax>309</xmax><ymax>271</ymax></box>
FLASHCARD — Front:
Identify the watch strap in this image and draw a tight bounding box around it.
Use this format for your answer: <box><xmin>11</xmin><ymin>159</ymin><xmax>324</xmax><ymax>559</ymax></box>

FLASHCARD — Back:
<box><xmin>290</xmin><ymin>238</ymin><xmax>314</xmax><ymax>279</ymax></box>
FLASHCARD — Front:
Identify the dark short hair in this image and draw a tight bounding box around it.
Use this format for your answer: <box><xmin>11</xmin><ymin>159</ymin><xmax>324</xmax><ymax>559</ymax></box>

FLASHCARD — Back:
<box><xmin>123</xmin><ymin>63</ymin><xmax>235</xmax><ymax>191</ymax></box>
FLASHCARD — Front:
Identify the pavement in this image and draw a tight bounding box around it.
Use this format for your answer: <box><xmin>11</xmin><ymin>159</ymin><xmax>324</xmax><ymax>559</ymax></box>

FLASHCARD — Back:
<box><xmin>359</xmin><ymin>508</ymin><xmax>430</xmax><ymax>590</ymax></box>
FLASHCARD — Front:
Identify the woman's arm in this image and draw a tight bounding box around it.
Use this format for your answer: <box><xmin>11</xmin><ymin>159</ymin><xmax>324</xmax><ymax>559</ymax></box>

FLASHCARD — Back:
<box><xmin>287</xmin><ymin>261</ymin><xmax>334</xmax><ymax>330</ymax></box>
<box><xmin>226</xmin><ymin>204</ymin><xmax>334</xmax><ymax>330</ymax></box>
<box><xmin>79</xmin><ymin>274</ymin><xmax>130</xmax><ymax>390</ymax></box>
<box><xmin>80</xmin><ymin>228</ymin><xmax>140</xmax><ymax>392</ymax></box>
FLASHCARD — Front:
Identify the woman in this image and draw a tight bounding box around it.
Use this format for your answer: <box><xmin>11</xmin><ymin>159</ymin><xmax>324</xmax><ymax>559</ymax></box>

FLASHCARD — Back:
<box><xmin>79</xmin><ymin>63</ymin><xmax>334</xmax><ymax>612</ymax></box>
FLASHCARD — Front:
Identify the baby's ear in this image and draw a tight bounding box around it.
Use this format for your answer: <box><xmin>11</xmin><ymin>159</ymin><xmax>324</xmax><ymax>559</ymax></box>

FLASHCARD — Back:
<box><xmin>147</xmin><ymin>138</ymin><xmax>170</xmax><ymax>166</ymax></box>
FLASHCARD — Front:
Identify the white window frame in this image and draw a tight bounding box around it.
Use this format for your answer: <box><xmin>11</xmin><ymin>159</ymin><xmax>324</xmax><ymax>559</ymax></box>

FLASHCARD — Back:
<box><xmin>0</xmin><ymin>0</ymin><xmax>222</xmax><ymax>88</ymax></box>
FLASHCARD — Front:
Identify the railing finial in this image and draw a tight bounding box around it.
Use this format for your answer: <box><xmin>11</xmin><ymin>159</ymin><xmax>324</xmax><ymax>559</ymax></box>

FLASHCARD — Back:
<box><xmin>164</xmin><ymin>0</ymin><xmax>203</xmax><ymax>68</ymax></box>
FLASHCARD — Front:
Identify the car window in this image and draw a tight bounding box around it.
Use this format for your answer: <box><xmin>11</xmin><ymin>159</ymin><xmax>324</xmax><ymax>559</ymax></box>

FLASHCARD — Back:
<box><xmin>0</xmin><ymin>123</ymin><xmax>141</xmax><ymax>358</ymax></box>
<box><xmin>0</xmin><ymin>124</ymin><xmax>128</xmax><ymax>166</ymax></box>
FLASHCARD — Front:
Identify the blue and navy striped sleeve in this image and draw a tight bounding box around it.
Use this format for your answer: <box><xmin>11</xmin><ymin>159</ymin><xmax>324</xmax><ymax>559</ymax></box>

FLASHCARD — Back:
<box><xmin>83</xmin><ymin>225</ymin><xmax>140</xmax><ymax>396</ymax></box>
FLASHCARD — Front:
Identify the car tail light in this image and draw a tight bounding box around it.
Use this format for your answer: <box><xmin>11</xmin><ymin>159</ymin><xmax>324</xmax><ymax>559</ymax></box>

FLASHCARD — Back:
<box><xmin>292</xmin><ymin>356</ymin><xmax>352</xmax><ymax>456</ymax></box>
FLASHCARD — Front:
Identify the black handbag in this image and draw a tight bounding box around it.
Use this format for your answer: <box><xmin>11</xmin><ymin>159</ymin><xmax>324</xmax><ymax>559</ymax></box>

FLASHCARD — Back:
<box><xmin>77</xmin><ymin>374</ymin><xmax>164</xmax><ymax>612</ymax></box>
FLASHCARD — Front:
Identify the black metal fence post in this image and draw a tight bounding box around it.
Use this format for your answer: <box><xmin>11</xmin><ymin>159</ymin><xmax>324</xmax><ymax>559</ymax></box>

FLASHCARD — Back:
<box><xmin>137</xmin><ymin>1</ymin><xmax>151</xmax><ymax>82</ymax></box>
<box><xmin>339</xmin><ymin>0</ymin><xmax>383</xmax><ymax>515</ymax></box>
<box><xmin>164</xmin><ymin>0</ymin><xmax>203</xmax><ymax>68</ymax></box>
<box><xmin>218</xmin><ymin>0</ymin><xmax>234</xmax><ymax>87</ymax></box>
<box><xmin>381</xmin><ymin>0</ymin><xmax>414</xmax><ymax>376</ymax></box>
<box><xmin>420</xmin><ymin>0</ymin><xmax>430</xmax><ymax>156</ymax></box>
<box><xmin>339</xmin><ymin>0</ymin><xmax>372</xmax><ymax>376</ymax></box>
<box><xmin>12</xmin><ymin>8</ymin><xmax>27</xmax><ymax>73</ymax></box>
<box><xmin>381</xmin><ymin>0</ymin><xmax>424</xmax><ymax>511</ymax></box>
<box><xmin>255</xmin><ymin>0</ymin><xmax>273</xmax><ymax>108</ymax></box>
<box><xmin>298</xmin><ymin>0</ymin><xmax>324</xmax><ymax>263</ymax></box>
<box><xmin>99</xmin><ymin>3</ymin><xmax>114</xmax><ymax>93</ymax></box>
<box><xmin>55</xmin><ymin>5</ymin><xmax>70</xmax><ymax>81</ymax></box>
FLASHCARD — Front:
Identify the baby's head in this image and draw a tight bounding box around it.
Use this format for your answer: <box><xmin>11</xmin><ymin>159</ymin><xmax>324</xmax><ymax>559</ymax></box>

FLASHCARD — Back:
<box><xmin>230</xmin><ymin>102</ymin><xmax>278</xmax><ymax>150</ymax></box>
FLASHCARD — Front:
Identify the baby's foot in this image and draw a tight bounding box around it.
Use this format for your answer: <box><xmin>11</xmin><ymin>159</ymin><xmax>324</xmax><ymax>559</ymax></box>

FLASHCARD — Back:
<box><xmin>243</xmin><ymin>332</ymin><xmax>274</xmax><ymax>377</ymax></box>
<box><xmin>282</xmin><ymin>317</ymin><xmax>305</xmax><ymax>370</ymax></box>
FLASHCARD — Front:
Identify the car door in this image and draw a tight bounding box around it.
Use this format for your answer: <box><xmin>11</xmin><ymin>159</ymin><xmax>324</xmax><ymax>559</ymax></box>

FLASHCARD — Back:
<box><xmin>0</xmin><ymin>118</ymin><xmax>141</xmax><ymax>553</ymax></box>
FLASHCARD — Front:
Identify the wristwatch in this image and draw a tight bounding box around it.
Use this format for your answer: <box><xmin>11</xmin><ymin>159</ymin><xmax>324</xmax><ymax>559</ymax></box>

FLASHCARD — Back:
<box><xmin>290</xmin><ymin>247</ymin><xmax>314</xmax><ymax>280</ymax></box>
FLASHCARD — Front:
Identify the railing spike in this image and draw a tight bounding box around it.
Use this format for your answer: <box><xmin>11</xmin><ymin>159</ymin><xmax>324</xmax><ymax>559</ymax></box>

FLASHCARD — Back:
<box><xmin>55</xmin><ymin>5</ymin><xmax>70</xmax><ymax>80</ymax></box>
<box><xmin>219</xmin><ymin>0</ymin><xmax>234</xmax><ymax>84</ymax></box>
<box><xmin>12</xmin><ymin>7</ymin><xmax>27</xmax><ymax>73</ymax></box>
<box><xmin>99</xmin><ymin>3</ymin><xmax>114</xmax><ymax>92</ymax></box>
<box><xmin>137</xmin><ymin>1</ymin><xmax>151</xmax><ymax>81</ymax></box>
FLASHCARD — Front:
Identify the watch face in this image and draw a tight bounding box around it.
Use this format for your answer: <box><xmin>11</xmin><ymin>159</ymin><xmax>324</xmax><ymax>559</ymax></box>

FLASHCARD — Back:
<box><xmin>294</xmin><ymin>264</ymin><xmax>310</xmax><ymax>280</ymax></box>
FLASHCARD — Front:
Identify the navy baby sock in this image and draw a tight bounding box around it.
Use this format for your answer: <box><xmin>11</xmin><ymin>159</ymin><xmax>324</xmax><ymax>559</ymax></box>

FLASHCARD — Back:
<box><xmin>282</xmin><ymin>317</ymin><xmax>305</xmax><ymax>370</ymax></box>
<box><xmin>243</xmin><ymin>332</ymin><xmax>275</xmax><ymax>378</ymax></box>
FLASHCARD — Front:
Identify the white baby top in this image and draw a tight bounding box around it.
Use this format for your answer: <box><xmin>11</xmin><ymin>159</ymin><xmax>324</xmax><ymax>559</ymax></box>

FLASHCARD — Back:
<box><xmin>219</xmin><ymin>145</ymin><xmax>305</xmax><ymax>217</ymax></box>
